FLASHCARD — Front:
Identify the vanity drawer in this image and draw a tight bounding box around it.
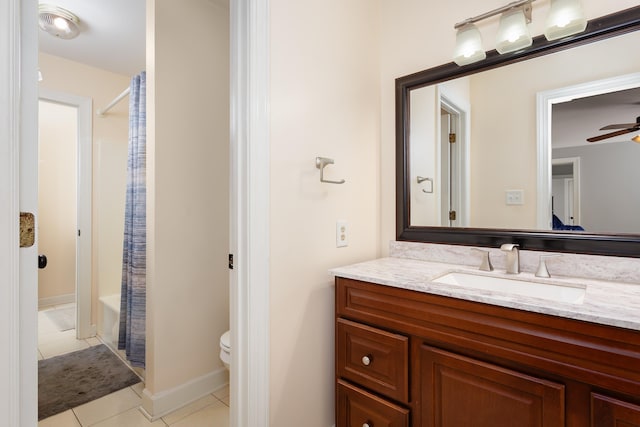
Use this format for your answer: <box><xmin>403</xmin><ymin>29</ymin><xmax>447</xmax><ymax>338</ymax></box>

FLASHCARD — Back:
<box><xmin>337</xmin><ymin>379</ymin><xmax>409</xmax><ymax>427</ymax></box>
<box><xmin>337</xmin><ymin>318</ymin><xmax>409</xmax><ymax>402</ymax></box>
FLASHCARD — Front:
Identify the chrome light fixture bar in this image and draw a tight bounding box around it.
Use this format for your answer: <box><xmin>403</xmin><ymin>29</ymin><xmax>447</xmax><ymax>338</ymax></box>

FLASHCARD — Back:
<box><xmin>453</xmin><ymin>0</ymin><xmax>586</xmax><ymax>66</ymax></box>
<box><xmin>454</xmin><ymin>0</ymin><xmax>535</xmax><ymax>30</ymax></box>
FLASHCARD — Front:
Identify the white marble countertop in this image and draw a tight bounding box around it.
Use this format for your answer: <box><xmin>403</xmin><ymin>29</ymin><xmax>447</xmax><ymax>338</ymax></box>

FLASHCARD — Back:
<box><xmin>330</xmin><ymin>257</ymin><xmax>640</xmax><ymax>331</ymax></box>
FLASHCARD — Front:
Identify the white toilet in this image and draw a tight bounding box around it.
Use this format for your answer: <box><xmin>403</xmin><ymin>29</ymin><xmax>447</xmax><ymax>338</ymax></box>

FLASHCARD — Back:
<box><xmin>219</xmin><ymin>330</ymin><xmax>230</xmax><ymax>370</ymax></box>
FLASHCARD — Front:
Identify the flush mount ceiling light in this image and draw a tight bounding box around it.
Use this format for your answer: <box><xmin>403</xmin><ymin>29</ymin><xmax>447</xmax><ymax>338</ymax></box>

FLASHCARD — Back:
<box><xmin>453</xmin><ymin>0</ymin><xmax>586</xmax><ymax>66</ymax></box>
<box><xmin>38</xmin><ymin>4</ymin><xmax>81</xmax><ymax>40</ymax></box>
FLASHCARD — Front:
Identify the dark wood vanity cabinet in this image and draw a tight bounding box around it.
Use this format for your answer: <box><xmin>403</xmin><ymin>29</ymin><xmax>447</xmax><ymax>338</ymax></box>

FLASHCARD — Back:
<box><xmin>335</xmin><ymin>277</ymin><xmax>640</xmax><ymax>427</ymax></box>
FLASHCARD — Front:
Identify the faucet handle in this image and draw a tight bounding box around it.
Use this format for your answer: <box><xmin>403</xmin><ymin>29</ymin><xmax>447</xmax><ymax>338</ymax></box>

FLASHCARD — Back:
<box><xmin>471</xmin><ymin>248</ymin><xmax>493</xmax><ymax>272</ymax></box>
<box><xmin>535</xmin><ymin>254</ymin><xmax>561</xmax><ymax>278</ymax></box>
<box><xmin>500</xmin><ymin>243</ymin><xmax>519</xmax><ymax>251</ymax></box>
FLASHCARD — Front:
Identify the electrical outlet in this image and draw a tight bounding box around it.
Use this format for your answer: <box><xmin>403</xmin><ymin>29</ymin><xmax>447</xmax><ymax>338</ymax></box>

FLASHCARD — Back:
<box><xmin>336</xmin><ymin>220</ymin><xmax>348</xmax><ymax>248</ymax></box>
<box><xmin>505</xmin><ymin>190</ymin><xmax>524</xmax><ymax>205</ymax></box>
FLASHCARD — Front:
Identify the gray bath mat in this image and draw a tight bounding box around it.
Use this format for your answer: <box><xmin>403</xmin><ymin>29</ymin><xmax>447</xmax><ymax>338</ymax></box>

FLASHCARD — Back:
<box><xmin>38</xmin><ymin>344</ymin><xmax>141</xmax><ymax>420</ymax></box>
<box><xmin>44</xmin><ymin>306</ymin><xmax>76</xmax><ymax>331</ymax></box>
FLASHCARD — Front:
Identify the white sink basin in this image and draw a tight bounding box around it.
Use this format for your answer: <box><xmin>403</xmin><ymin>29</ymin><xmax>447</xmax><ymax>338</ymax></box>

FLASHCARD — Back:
<box><xmin>433</xmin><ymin>272</ymin><xmax>586</xmax><ymax>304</ymax></box>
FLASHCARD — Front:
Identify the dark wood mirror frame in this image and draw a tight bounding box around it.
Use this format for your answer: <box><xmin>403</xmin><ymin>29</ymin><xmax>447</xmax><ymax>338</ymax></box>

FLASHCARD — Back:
<box><xmin>396</xmin><ymin>6</ymin><xmax>640</xmax><ymax>257</ymax></box>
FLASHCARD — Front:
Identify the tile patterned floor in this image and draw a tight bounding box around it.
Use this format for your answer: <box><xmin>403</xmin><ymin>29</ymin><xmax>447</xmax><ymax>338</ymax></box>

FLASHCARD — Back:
<box><xmin>38</xmin><ymin>304</ymin><xmax>229</xmax><ymax>426</ymax></box>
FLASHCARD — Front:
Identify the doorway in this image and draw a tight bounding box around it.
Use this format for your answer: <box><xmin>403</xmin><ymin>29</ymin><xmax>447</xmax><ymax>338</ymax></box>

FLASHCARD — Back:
<box><xmin>38</xmin><ymin>90</ymin><xmax>93</xmax><ymax>340</ymax></box>
<box><xmin>439</xmin><ymin>95</ymin><xmax>469</xmax><ymax>227</ymax></box>
<box><xmin>552</xmin><ymin>157</ymin><xmax>581</xmax><ymax>227</ymax></box>
<box><xmin>536</xmin><ymin>72</ymin><xmax>640</xmax><ymax>229</ymax></box>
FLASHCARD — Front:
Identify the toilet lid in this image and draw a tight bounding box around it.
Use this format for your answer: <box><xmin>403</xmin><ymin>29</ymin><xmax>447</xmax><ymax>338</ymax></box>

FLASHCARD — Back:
<box><xmin>220</xmin><ymin>330</ymin><xmax>231</xmax><ymax>350</ymax></box>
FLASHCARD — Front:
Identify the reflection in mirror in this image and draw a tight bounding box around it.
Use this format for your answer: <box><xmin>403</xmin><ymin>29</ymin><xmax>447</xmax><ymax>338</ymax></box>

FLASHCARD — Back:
<box><xmin>407</xmin><ymin>30</ymin><xmax>639</xmax><ymax>232</ymax></box>
<box><xmin>410</xmin><ymin>80</ymin><xmax>470</xmax><ymax>227</ymax></box>
<box><xmin>540</xmin><ymin>74</ymin><xmax>640</xmax><ymax>235</ymax></box>
<box><xmin>397</xmin><ymin>6</ymin><xmax>640</xmax><ymax>257</ymax></box>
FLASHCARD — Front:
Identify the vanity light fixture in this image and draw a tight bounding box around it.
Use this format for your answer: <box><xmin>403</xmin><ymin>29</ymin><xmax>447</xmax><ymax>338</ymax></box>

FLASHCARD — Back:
<box><xmin>453</xmin><ymin>23</ymin><xmax>486</xmax><ymax>66</ymax></box>
<box><xmin>545</xmin><ymin>0</ymin><xmax>587</xmax><ymax>41</ymax></box>
<box><xmin>453</xmin><ymin>0</ymin><xmax>586</xmax><ymax>66</ymax></box>
<box><xmin>38</xmin><ymin>4</ymin><xmax>81</xmax><ymax>40</ymax></box>
<box><xmin>495</xmin><ymin>7</ymin><xmax>533</xmax><ymax>54</ymax></box>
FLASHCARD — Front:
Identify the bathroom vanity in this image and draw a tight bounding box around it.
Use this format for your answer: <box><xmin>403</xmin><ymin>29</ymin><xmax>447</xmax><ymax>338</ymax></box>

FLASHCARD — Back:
<box><xmin>360</xmin><ymin>6</ymin><xmax>640</xmax><ymax>426</ymax></box>
<box><xmin>332</xmin><ymin>257</ymin><xmax>640</xmax><ymax>427</ymax></box>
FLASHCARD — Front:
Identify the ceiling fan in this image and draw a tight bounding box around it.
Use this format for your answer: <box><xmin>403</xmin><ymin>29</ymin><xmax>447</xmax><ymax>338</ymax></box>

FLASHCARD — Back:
<box><xmin>587</xmin><ymin>116</ymin><xmax>640</xmax><ymax>143</ymax></box>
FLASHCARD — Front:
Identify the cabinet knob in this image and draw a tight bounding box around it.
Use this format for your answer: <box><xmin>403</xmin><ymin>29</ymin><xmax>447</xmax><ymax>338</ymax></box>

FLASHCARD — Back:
<box><xmin>362</xmin><ymin>355</ymin><xmax>372</xmax><ymax>366</ymax></box>
<box><xmin>363</xmin><ymin>423</ymin><xmax>371</xmax><ymax>427</ymax></box>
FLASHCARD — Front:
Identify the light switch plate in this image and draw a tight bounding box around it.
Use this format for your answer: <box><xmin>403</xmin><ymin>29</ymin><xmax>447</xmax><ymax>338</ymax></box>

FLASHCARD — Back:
<box><xmin>505</xmin><ymin>190</ymin><xmax>524</xmax><ymax>205</ymax></box>
<box><xmin>336</xmin><ymin>220</ymin><xmax>348</xmax><ymax>248</ymax></box>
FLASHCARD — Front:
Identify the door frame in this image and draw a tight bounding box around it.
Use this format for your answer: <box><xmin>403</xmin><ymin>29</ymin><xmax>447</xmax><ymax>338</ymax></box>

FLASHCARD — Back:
<box><xmin>38</xmin><ymin>90</ymin><xmax>94</xmax><ymax>339</ymax></box>
<box><xmin>1</xmin><ymin>0</ymin><xmax>25</xmax><ymax>422</ymax></box>
<box><xmin>5</xmin><ymin>0</ymin><xmax>271</xmax><ymax>425</ymax></box>
<box><xmin>3</xmin><ymin>0</ymin><xmax>39</xmax><ymax>425</ymax></box>
<box><xmin>230</xmin><ymin>0</ymin><xmax>271</xmax><ymax>425</ymax></box>
<box><xmin>438</xmin><ymin>93</ymin><xmax>469</xmax><ymax>227</ymax></box>
<box><xmin>536</xmin><ymin>72</ymin><xmax>640</xmax><ymax>229</ymax></box>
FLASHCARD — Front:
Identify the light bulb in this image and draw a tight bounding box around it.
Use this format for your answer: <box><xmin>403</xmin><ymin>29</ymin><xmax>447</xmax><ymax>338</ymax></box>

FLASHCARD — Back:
<box><xmin>545</xmin><ymin>0</ymin><xmax>587</xmax><ymax>41</ymax></box>
<box><xmin>53</xmin><ymin>16</ymin><xmax>70</xmax><ymax>31</ymax></box>
<box><xmin>453</xmin><ymin>23</ymin><xmax>486</xmax><ymax>66</ymax></box>
<box><xmin>495</xmin><ymin>7</ymin><xmax>532</xmax><ymax>54</ymax></box>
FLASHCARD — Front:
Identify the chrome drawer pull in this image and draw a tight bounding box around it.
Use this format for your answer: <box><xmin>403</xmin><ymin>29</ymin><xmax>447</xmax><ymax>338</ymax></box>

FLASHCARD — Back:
<box><xmin>362</xmin><ymin>355</ymin><xmax>372</xmax><ymax>366</ymax></box>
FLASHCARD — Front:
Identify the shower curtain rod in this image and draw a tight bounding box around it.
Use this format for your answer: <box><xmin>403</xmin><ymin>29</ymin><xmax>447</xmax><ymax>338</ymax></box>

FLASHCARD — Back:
<box><xmin>96</xmin><ymin>87</ymin><xmax>130</xmax><ymax>117</ymax></box>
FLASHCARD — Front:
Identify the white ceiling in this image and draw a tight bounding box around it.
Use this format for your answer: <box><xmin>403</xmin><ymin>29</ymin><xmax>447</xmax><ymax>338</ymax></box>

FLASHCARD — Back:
<box><xmin>38</xmin><ymin>0</ymin><xmax>146</xmax><ymax>76</ymax></box>
<box><xmin>553</xmin><ymin>87</ymin><xmax>640</xmax><ymax>148</ymax></box>
<box><xmin>38</xmin><ymin>0</ymin><xmax>229</xmax><ymax>76</ymax></box>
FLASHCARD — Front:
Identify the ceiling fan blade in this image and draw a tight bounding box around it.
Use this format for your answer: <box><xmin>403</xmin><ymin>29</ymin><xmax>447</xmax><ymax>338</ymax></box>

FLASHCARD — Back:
<box><xmin>599</xmin><ymin>116</ymin><xmax>640</xmax><ymax>130</ymax></box>
<box><xmin>600</xmin><ymin>123</ymin><xmax>639</xmax><ymax>130</ymax></box>
<box><xmin>587</xmin><ymin>128</ymin><xmax>636</xmax><ymax>142</ymax></box>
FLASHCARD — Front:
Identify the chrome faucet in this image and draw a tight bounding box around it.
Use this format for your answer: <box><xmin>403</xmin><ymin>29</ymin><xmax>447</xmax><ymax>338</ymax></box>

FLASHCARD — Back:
<box><xmin>500</xmin><ymin>243</ymin><xmax>520</xmax><ymax>274</ymax></box>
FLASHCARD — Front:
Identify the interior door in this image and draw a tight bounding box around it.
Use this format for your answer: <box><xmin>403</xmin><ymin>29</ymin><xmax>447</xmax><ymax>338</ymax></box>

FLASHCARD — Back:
<box><xmin>38</xmin><ymin>91</ymin><xmax>93</xmax><ymax>339</ymax></box>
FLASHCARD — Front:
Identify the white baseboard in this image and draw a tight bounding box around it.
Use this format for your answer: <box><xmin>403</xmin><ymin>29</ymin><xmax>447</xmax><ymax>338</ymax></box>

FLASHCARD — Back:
<box><xmin>38</xmin><ymin>293</ymin><xmax>75</xmax><ymax>309</ymax></box>
<box><xmin>139</xmin><ymin>367</ymin><xmax>229</xmax><ymax>421</ymax></box>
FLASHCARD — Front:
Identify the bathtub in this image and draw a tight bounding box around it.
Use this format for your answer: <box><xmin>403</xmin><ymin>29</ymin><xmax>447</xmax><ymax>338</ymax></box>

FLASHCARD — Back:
<box><xmin>99</xmin><ymin>294</ymin><xmax>120</xmax><ymax>350</ymax></box>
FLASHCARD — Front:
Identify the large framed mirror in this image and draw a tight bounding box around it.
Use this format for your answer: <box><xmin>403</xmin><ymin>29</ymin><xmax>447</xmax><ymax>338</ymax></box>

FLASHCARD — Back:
<box><xmin>396</xmin><ymin>6</ymin><xmax>640</xmax><ymax>257</ymax></box>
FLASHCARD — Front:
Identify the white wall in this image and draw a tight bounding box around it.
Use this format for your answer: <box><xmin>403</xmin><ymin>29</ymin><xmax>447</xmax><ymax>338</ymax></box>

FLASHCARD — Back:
<box><xmin>469</xmin><ymin>31</ymin><xmax>639</xmax><ymax>229</ymax></box>
<box><xmin>266</xmin><ymin>1</ymin><xmax>640</xmax><ymax>424</ymax></box>
<box><xmin>553</xmin><ymin>143</ymin><xmax>640</xmax><ymax>233</ymax></box>
<box><xmin>268</xmin><ymin>0</ymin><xmax>381</xmax><ymax>425</ymax></box>
<box><xmin>410</xmin><ymin>86</ymin><xmax>439</xmax><ymax>225</ymax></box>
<box><xmin>38</xmin><ymin>53</ymin><xmax>130</xmax><ymax>324</ymax></box>
<box><xmin>145</xmin><ymin>0</ymin><xmax>230</xmax><ymax>413</ymax></box>
<box><xmin>379</xmin><ymin>0</ymin><xmax>640</xmax><ymax>249</ymax></box>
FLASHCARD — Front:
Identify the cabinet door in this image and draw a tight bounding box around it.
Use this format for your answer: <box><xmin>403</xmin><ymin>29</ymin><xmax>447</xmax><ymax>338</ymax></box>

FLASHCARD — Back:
<box><xmin>420</xmin><ymin>345</ymin><xmax>564</xmax><ymax>427</ymax></box>
<box><xmin>337</xmin><ymin>380</ymin><xmax>409</xmax><ymax>427</ymax></box>
<box><xmin>592</xmin><ymin>393</ymin><xmax>640</xmax><ymax>426</ymax></box>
